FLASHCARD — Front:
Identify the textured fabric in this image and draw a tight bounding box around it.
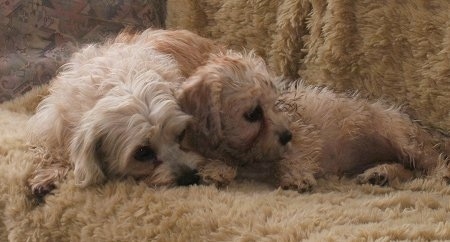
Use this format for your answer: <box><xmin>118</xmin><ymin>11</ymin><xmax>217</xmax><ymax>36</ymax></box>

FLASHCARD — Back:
<box><xmin>166</xmin><ymin>0</ymin><xmax>450</xmax><ymax>133</ymax></box>
<box><xmin>0</xmin><ymin>0</ymin><xmax>166</xmax><ymax>102</ymax></box>
<box><xmin>1</xmin><ymin>87</ymin><xmax>450</xmax><ymax>241</ymax></box>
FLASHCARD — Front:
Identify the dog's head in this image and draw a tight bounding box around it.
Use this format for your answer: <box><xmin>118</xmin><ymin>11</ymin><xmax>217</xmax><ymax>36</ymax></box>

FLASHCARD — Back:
<box><xmin>70</xmin><ymin>72</ymin><xmax>203</xmax><ymax>187</ymax></box>
<box><xmin>177</xmin><ymin>51</ymin><xmax>292</xmax><ymax>165</ymax></box>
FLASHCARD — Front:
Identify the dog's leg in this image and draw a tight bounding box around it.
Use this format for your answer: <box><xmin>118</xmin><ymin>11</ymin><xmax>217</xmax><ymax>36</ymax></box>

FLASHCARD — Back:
<box><xmin>356</xmin><ymin>163</ymin><xmax>414</xmax><ymax>186</ymax></box>
<box><xmin>27</xmin><ymin>146</ymin><xmax>70</xmax><ymax>200</ymax></box>
<box><xmin>28</xmin><ymin>165</ymin><xmax>70</xmax><ymax>197</ymax></box>
<box><xmin>197</xmin><ymin>159</ymin><xmax>237</xmax><ymax>188</ymax></box>
<box><xmin>276</xmin><ymin>120</ymin><xmax>323</xmax><ymax>192</ymax></box>
<box><xmin>369</xmin><ymin>103</ymin><xmax>442</xmax><ymax>174</ymax></box>
<box><xmin>277</xmin><ymin>154</ymin><xmax>320</xmax><ymax>192</ymax></box>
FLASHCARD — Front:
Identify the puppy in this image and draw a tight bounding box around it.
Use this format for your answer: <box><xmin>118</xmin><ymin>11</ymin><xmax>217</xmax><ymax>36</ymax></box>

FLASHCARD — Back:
<box><xmin>275</xmin><ymin>81</ymin><xmax>449</xmax><ymax>192</ymax></box>
<box><xmin>175</xmin><ymin>51</ymin><xmax>293</xmax><ymax>186</ymax></box>
<box><xmin>141</xmin><ymin>30</ymin><xmax>448</xmax><ymax>192</ymax></box>
<box><xmin>27</xmin><ymin>30</ymin><xmax>205</xmax><ymax>197</ymax></box>
<box><xmin>132</xmin><ymin>30</ymin><xmax>449</xmax><ymax>191</ymax></box>
<box><xmin>184</xmin><ymin>50</ymin><xmax>294</xmax><ymax>159</ymax></box>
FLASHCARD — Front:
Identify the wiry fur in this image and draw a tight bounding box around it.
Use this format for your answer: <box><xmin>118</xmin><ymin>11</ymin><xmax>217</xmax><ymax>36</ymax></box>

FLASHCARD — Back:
<box><xmin>175</xmin><ymin>50</ymin><xmax>293</xmax><ymax>186</ymax></box>
<box><xmin>27</xmin><ymin>29</ymin><xmax>207</xmax><ymax>197</ymax></box>
<box><xmin>275</xmin><ymin>81</ymin><xmax>449</xmax><ymax>192</ymax></box>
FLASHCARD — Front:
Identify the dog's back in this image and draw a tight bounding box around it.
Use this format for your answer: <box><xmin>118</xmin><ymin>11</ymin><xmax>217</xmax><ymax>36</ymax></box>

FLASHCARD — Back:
<box><xmin>116</xmin><ymin>29</ymin><xmax>224</xmax><ymax>77</ymax></box>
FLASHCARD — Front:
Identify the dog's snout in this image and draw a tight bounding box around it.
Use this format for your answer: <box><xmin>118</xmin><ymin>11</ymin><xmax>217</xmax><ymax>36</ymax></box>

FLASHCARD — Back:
<box><xmin>176</xmin><ymin>169</ymin><xmax>200</xmax><ymax>186</ymax></box>
<box><xmin>279</xmin><ymin>130</ymin><xmax>292</xmax><ymax>145</ymax></box>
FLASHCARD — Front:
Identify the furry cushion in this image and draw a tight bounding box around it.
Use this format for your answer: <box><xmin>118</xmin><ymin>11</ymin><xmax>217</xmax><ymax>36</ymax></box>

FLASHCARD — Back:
<box><xmin>166</xmin><ymin>0</ymin><xmax>450</xmax><ymax>133</ymax></box>
<box><xmin>1</xmin><ymin>87</ymin><xmax>450</xmax><ymax>241</ymax></box>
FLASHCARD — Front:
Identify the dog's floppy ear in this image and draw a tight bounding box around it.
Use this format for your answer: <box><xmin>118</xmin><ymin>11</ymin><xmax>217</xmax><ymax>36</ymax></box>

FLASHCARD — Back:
<box><xmin>177</xmin><ymin>74</ymin><xmax>223</xmax><ymax>147</ymax></box>
<box><xmin>70</xmin><ymin>116</ymin><xmax>106</xmax><ymax>187</ymax></box>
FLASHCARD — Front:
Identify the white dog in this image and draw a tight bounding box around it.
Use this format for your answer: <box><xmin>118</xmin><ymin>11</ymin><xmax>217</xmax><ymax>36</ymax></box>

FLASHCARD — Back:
<box><xmin>27</xmin><ymin>29</ymin><xmax>206</xmax><ymax>198</ymax></box>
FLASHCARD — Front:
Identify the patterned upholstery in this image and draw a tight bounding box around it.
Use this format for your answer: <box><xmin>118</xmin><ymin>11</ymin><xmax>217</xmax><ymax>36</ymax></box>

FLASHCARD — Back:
<box><xmin>0</xmin><ymin>0</ymin><xmax>166</xmax><ymax>102</ymax></box>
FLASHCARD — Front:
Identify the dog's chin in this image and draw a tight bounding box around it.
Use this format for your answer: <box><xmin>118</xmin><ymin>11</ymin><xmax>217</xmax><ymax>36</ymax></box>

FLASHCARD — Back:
<box><xmin>222</xmin><ymin>140</ymin><xmax>287</xmax><ymax>166</ymax></box>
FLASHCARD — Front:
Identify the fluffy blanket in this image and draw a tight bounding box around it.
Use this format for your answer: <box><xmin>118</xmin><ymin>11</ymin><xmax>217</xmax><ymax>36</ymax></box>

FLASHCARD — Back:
<box><xmin>1</xmin><ymin>87</ymin><xmax>450</xmax><ymax>241</ymax></box>
<box><xmin>166</xmin><ymin>0</ymin><xmax>450</xmax><ymax>133</ymax></box>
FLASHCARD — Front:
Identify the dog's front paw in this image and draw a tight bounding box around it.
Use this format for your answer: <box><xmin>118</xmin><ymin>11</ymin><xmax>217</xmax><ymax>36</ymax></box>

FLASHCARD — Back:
<box><xmin>28</xmin><ymin>176</ymin><xmax>58</xmax><ymax>205</ymax></box>
<box><xmin>197</xmin><ymin>160</ymin><xmax>237</xmax><ymax>188</ymax></box>
<box><xmin>357</xmin><ymin>171</ymin><xmax>388</xmax><ymax>186</ymax></box>
<box><xmin>279</xmin><ymin>172</ymin><xmax>317</xmax><ymax>193</ymax></box>
<box><xmin>27</xmin><ymin>164</ymin><xmax>71</xmax><ymax>202</ymax></box>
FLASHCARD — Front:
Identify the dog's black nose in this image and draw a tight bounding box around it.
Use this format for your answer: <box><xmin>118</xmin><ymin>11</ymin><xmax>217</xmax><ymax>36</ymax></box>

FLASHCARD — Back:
<box><xmin>279</xmin><ymin>130</ymin><xmax>292</xmax><ymax>145</ymax></box>
<box><xmin>176</xmin><ymin>169</ymin><xmax>200</xmax><ymax>186</ymax></box>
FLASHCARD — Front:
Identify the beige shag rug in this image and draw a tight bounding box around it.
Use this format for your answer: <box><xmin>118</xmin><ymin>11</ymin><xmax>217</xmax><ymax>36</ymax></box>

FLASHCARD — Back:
<box><xmin>1</xmin><ymin>86</ymin><xmax>450</xmax><ymax>241</ymax></box>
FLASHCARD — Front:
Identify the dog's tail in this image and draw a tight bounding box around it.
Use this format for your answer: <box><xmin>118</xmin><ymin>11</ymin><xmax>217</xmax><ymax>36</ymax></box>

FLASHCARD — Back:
<box><xmin>442</xmin><ymin>136</ymin><xmax>450</xmax><ymax>159</ymax></box>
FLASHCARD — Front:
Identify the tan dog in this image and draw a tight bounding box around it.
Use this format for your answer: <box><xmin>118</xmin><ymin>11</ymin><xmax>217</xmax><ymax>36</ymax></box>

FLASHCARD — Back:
<box><xmin>274</xmin><ymin>81</ymin><xmax>449</xmax><ymax>192</ymax></box>
<box><xmin>140</xmin><ymin>30</ymin><xmax>450</xmax><ymax>191</ymax></box>
<box><xmin>178</xmin><ymin>50</ymin><xmax>293</xmax><ymax>161</ymax></box>
<box><xmin>27</xmin><ymin>29</ymin><xmax>207</xmax><ymax>198</ymax></box>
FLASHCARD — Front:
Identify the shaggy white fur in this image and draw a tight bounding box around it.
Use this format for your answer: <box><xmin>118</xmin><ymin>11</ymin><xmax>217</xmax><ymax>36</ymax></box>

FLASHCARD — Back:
<box><xmin>27</xmin><ymin>30</ymin><xmax>206</xmax><ymax>196</ymax></box>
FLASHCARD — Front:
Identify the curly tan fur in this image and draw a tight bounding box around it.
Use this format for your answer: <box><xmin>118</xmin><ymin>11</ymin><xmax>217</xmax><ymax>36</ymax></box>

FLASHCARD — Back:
<box><xmin>138</xmin><ymin>29</ymin><xmax>446</xmax><ymax>191</ymax></box>
<box><xmin>175</xmin><ymin>51</ymin><xmax>294</xmax><ymax>188</ymax></box>
<box><xmin>275</xmin><ymin>81</ymin><xmax>449</xmax><ymax>192</ymax></box>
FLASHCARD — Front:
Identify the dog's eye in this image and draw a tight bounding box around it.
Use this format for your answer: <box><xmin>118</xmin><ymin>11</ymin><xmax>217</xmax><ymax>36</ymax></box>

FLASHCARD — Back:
<box><xmin>177</xmin><ymin>129</ymin><xmax>186</xmax><ymax>142</ymax></box>
<box><xmin>133</xmin><ymin>146</ymin><xmax>156</xmax><ymax>162</ymax></box>
<box><xmin>244</xmin><ymin>105</ymin><xmax>263</xmax><ymax>122</ymax></box>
